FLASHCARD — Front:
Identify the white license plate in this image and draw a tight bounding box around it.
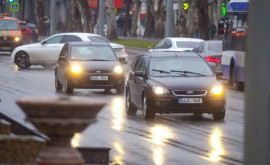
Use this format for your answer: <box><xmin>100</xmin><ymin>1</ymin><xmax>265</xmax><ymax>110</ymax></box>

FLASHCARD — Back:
<box><xmin>178</xmin><ymin>98</ymin><xmax>202</xmax><ymax>104</ymax></box>
<box><xmin>90</xmin><ymin>76</ymin><xmax>108</xmax><ymax>81</ymax></box>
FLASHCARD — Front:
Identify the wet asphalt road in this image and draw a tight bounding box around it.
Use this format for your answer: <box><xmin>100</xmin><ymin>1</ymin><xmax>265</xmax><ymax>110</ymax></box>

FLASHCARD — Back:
<box><xmin>0</xmin><ymin>49</ymin><xmax>244</xmax><ymax>165</ymax></box>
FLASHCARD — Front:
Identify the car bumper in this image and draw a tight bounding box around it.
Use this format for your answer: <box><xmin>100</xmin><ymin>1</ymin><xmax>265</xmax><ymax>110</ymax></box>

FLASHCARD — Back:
<box><xmin>0</xmin><ymin>40</ymin><xmax>23</xmax><ymax>51</ymax></box>
<box><xmin>148</xmin><ymin>94</ymin><xmax>225</xmax><ymax>114</ymax></box>
<box><xmin>67</xmin><ymin>73</ymin><xmax>125</xmax><ymax>89</ymax></box>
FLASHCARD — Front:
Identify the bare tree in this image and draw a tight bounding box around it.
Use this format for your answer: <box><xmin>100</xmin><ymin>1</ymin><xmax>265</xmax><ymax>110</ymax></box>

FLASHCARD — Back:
<box><xmin>198</xmin><ymin>0</ymin><xmax>209</xmax><ymax>39</ymax></box>
<box><xmin>106</xmin><ymin>0</ymin><xmax>118</xmax><ymax>40</ymax></box>
<box><xmin>143</xmin><ymin>4</ymin><xmax>154</xmax><ymax>38</ymax></box>
<box><xmin>147</xmin><ymin>0</ymin><xmax>166</xmax><ymax>39</ymax></box>
<box><xmin>121</xmin><ymin>0</ymin><xmax>132</xmax><ymax>36</ymax></box>
<box><xmin>130</xmin><ymin>0</ymin><xmax>141</xmax><ymax>37</ymax></box>
<box><xmin>77</xmin><ymin>0</ymin><xmax>93</xmax><ymax>33</ymax></box>
<box><xmin>68</xmin><ymin>0</ymin><xmax>83</xmax><ymax>32</ymax></box>
<box><xmin>36</xmin><ymin>0</ymin><xmax>45</xmax><ymax>35</ymax></box>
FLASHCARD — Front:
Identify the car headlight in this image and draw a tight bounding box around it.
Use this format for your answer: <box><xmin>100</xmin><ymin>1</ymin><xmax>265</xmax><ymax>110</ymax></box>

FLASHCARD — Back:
<box><xmin>70</xmin><ymin>64</ymin><xmax>82</xmax><ymax>74</ymax></box>
<box><xmin>210</xmin><ymin>85</ymin><xmax>224</xmax><ymax>96</ymax></box>
<box><xmin>14</xmin><ymin>37</ymin><xmax>21</xmax><ymax>42</ymax></box>
<box><xmin>114</xmin><ymin>65</ymin><xmax>123</xmax><ymax>74</ymax></box>
<box><xmin>153</xmin><ymin>86</ymin><xmax>168</xmax><ymax>95</ymax></box>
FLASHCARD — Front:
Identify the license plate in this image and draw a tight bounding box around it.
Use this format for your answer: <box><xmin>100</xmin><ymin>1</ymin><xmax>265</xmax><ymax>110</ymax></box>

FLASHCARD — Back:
<box><xmin>90</xmin><ymin>76</ymin><xmax>108</xmax><ymax>81</ymax></box>
<box><xmin>178</xmin><ymin>98</ymin><xmax>202</xmax><ymax>104</ymax></box>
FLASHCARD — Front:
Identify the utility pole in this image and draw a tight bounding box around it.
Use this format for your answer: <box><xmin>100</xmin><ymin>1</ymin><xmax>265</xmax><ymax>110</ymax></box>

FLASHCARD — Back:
<box><xmin>165</xmin><ymin>0</ymin><xmax>173</xmax><ymax>37</ymax></box>
<box><xmin>245</xmin><ymin>0</ymin><xmax>270</xmax><ymax>164</ymax></box>
<box><xmin>98</xmin><ymin>0</ymin><xmax>105</xmax><ymax>36</ymax></box>
<box><xmin>50</xmin><ymin>0</ymin><xmax>56</xmax><ymax>35</ymax></box>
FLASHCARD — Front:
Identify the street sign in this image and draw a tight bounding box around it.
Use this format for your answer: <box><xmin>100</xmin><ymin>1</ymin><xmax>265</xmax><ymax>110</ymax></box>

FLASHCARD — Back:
<box><xmin>184</xmin><ymin>3</ymin><xmax>189</xmax><ymax>10</ymax></box>
<box><xmin>10</xmin><ymin>3</ymin><xmax>19</xmax><ymax>12</ymax></box>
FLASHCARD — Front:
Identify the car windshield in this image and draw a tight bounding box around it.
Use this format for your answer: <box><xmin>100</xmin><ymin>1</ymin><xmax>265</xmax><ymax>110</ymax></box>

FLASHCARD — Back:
<box><xmin>87</xmin><ymin>36</ymin><xmax>112</xmax><ymax>43</ymax></box>
<box><xmin>149</xmin><ymin>57</ymin><xmax>213</xmax><ymax>77</ymax></box>
<box><xmin>176</xmin><ymin>41</ymin><xmax>201</xmax><ymax>49</ymax></box>
<box><xmin>0</xmin><ymin>20</ymin><xmax>19</xmax><ymax>30</ymax></box>
<box><xmin>70</xmin><ymin>45</ymin><xmax>116</xmax><ymax>61</ymax></box>
<box><xmin>208</xmin><ymin>42</ymin><xmax>222</xmax><ymax>52</ymax></box>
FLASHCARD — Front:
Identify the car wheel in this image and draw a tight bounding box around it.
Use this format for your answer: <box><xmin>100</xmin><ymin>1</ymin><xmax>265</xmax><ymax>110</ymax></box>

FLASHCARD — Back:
<box><xmin>230</xmin><ymin>65</ymin><xmax>243</xmax><ymax>91</ymax></box>
<box><xmin>212</xmin><ymin>109</ymin><xmax>226</xmax><ymax>120</ymax></box>
<box><xmin>15</xmin><ymin>52</ymin><xmax>31</xmax><ymax>69</ymax></box>
<box><xmin>55</xmin><ymin>73</ymin><xmax>63</xmax><ymax>91</ymax></box>
<box><xmin>64</xmin><ymin>76</ymin><xmax>73</xmax><ymax>94</ymax></box>
<box><xmin>143</xmin><ymin>95</ymin><xmax>155</xmax><ymax>120</ymax></box>
<box><xmin>116</xmin><ymin>85</ymin><xmax>125</xmax><ymax>95</ymax></box>
<box><xmin>125</xmin><ymin>89</ymin><xmax>137</xmax><ymax>115</ymax></box>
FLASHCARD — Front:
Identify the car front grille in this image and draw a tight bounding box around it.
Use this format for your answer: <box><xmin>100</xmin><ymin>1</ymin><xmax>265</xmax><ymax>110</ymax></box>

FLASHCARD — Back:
<box><xmin>0</xmin><ymin>37</ymin><xmax>14</xmax><ymax>41</ymax></box>
<box><xmin>172</xmin><ymin>90</ymin><xmax>207</xmax><ymax>96</ymax></box>
<box><xmin>88</xmin><ymin>70</ymin><xmax>112</xmax><ymax>73</ymax></box>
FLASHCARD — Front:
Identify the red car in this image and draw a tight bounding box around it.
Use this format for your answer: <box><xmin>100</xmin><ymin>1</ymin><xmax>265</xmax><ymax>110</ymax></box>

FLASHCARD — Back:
<box><xmin>19</xmin><ymin>21</ymin><xmax>38</xmax><ymax>43</ymax></box>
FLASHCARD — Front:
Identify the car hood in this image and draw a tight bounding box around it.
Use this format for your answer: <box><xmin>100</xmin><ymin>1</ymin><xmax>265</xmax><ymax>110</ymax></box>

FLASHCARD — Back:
<box><xmin>15</xmin><ymin>42</ymin><xmax>41</xmax><ymax>49</ymax></box>
<box><xmin>148</xmin><ymin>76</ymin><xmax>219</xmax><ymax>90</ymax></box>
<box><xmin>69</xmin><ymin>60</ymin><xmax>120</xmax><ymax>72</ymax></box>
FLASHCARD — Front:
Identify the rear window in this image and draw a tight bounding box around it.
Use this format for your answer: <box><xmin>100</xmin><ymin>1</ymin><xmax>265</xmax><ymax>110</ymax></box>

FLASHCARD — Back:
<box><xmin>87</xmin><ymin>36</ymin><xmax>111</xmax><ymax>43</ymax></box>
<box><xmin>0</xmin><ymin>20</ymin><xmax>19</xmax><ymax>30</ymax></box>
<box><xmin>176</xmin><ymin>41</ymin><xmax>201</xmax><ymax>49</ymax></box>
<box><xmin>19</xmin><ymin>23</ymin><xmax>27</xmax><ymax>29</ymax></box>
<box><xmin>208</xmin><ymin>42</ymin><xmax>222</xmax><ymax>52</ymax></box>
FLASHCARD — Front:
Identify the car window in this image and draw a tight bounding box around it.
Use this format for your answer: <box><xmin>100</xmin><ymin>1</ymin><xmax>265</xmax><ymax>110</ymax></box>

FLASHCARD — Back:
<box><xmin>59</xmin><ymin>45</ymin><xmax>68</xmax><ymax>57</ymax></box>
<box><xmin>134</xmin><ymin>56</ymin><xmax>144</xmax><ymax>71</ymax></box>
<box><xmin>70</xmin><ymin>45</ymin><xmax>117</xmax><ymax>61</ymax></box>
<box><xmin>149</xmin><ymin>57</ymin><xmax>213</xmax><ymax>77</ymax></box>
<box><xmin>60</xmin><ymin>35</ymin><xmax>82</xmax><ymax>43</ymax></box>
<box><xmin>208</xmin><ymin>42</ymin><xmax>222</xmax><ymax>52</ymax></box>
<box><xmin>0</xmin><ymin>20</ymin><xmax>19</xmax><ymax>30</ymax></box>
<box><xmin>139</xmin><ymin>58</ymin><xmax>147</xmax><ymax>73</ymax></box>
<box><xmin>197</xmin><ymin>43</ymin><xmax>205</xmax><ymax>53</ymax></box>
<box><xmin>192</xmin><ymin>43</ymin><xmax>201</xmax><ymax>52</ymax></box>
<box><xmin>131</xmin><ymin>56</ymin><xmax>140</xmax><ymax>71</ymax></box>
<box><xmin>162</xmin><ymin>39</ymin><xmax>172</xmax><ymax>49</ymax></box>
<box><xmin>87</xmin><ymin>36</ymin><xmax>112</xmax><ymax>43</ymax></box>
<box><xmin>155</xmin><ymin>39</ymin><xmax>166</xmax><ymax>49</ymax></box>
<box><xmin>19</xmin><ymin>23</ymin><xmax>27</xmax><ymax>29</ymax></box>
<box><xmin>45</xmin><ymin>35</ymin><xmax>64</xmax><ymax>44</ymax></box>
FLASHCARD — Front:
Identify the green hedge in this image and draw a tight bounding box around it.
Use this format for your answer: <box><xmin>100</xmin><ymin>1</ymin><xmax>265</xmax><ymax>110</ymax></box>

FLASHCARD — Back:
<box><xmin>112</xmin><ymin>40</ymin><xmax>158</xmax><ymax>49</ymax></box>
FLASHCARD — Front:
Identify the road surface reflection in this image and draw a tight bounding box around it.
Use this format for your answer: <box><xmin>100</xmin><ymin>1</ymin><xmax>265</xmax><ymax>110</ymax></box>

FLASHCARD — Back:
<box><xmin>111</xmin><ymin>97</ymin><xmax>125</xmax><ymax>131</ymax></box>
<box><xmin>207</xmin><ymin>128</ymin><xmax>225</xmax><ymax>162</ymax></box>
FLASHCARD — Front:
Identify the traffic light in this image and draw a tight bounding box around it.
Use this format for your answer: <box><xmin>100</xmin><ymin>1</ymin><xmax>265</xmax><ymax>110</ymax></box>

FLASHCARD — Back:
<box><xmin>222</xmin><ymin>1</ymin><xmax>226</xmax><ymax>17</ymax></box>
<box><xmin>9</xmin><ymin>0</ymin><xmax>14</xmax><ymax>3</ymax></box>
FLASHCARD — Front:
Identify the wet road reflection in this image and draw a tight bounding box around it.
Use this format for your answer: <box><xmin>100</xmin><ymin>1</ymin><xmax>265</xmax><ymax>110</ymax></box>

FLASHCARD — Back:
<box><xmin>14</xmin><ymin>65</ymin><xmax>18</xmax><ymax>72</ymax></box>
<box><xmin>71</xmin><ymin>133</ymin><xmax>81</xmax><ymax>148</ymax></box>
<box><xmin>153</xmin><ymin>147</ymin><xmax>163</xmax><ymax>165</ymax></box>
<box><xmin>111</xmin><ymin>97</ymin><xmax>125</xmax><ymax>131</ymax></box>
<box><xmin>150</xmin><ymin>125</ymin><xmax>173</xmax><ymax>145</ymax></box>
<box><xmin>113</xmin><ymin>142</ymin><xmax>124</xmax><ymax>165</ymax></box>
<box><xmin>207</xmin><ymin>128</ymin><xmax>225</xmax><ymax>162</ymax></box>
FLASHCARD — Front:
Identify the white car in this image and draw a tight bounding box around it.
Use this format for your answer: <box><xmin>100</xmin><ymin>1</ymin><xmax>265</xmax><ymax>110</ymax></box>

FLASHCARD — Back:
<box><xmin>11</xmin><ymin>33</ymin><xmax>128</xmax><ymax>69</ymax></box>
<box><xmin>149</xmin><ymin>37</ymin><xmax>204</xmax><ymax>52</ymax></box>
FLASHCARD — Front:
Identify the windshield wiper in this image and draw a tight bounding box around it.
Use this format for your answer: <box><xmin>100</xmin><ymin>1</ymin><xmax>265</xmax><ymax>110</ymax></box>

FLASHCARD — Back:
<box><xmin>170</xmin><ymin>70</ymin><xmax>207</xmax><ymax>77</ymax></box>
<box><xmin>152</xmin><ymin>69</ymin><xmax>170</xmax><ymax>74</ymax></box>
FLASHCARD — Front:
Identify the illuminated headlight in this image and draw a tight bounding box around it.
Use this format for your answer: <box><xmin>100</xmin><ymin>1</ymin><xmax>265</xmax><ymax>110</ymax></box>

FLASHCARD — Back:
<box><xmin>114</xmin><ymin>65</ymin><xmax>123</xmax><ymax>74</ymax></box>
<box><xmin>211</xmin><ymin>85</ymin><xmax>224</xmax><ymax>96</ymax></box>
<box><xmin>153</xmin><ymin>86</ymin><xmax>168</xmax><ymax>95</ymax></box>
<box><xmin>14</xmin><ymin>37</ymin><xmax>21</xmax><ymax>42</ymax></box>
<box><xmin>70</xmin><ymin>65</ymin><xmax>82</xmax><ymax>74</ymax></box>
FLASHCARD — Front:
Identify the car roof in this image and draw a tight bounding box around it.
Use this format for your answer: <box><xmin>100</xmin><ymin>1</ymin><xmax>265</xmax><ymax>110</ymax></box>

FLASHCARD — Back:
<box><xmin>203</xmin><ymin>40</ymin><xmax>222</xmax><ymax>43</ymax></box>
<box><xmin>165</xmin><ymin>37</ymin><xmax>204</xmax><ymax>42</ymax></box>
<box><xmin>67</xmin><ymin>41</ymin><xmax>110</xmax><ymax>46</ymax></box>
<box><xmin>145</xmin><ymin>51</ymin><xmax>202</xmax><ymax>58</ymax></box>
<box><xmin>54</xmin><ymin>32</ymin><xmax>101</xmax><ymax>37</ymax></box>
<box><xmin>0</xmin><ymin>16</ymin><xmax>18</xmax><ymax>21</ymax></box>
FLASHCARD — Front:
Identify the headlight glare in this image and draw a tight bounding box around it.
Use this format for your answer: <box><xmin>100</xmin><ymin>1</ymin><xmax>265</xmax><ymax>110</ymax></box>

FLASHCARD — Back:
<box><xmin>211</xmin><ymin>86</ymin><xmax>223</xmax><ymax>96</ymax></box>
<box><xmin>70</xmin><ymin>65</ymin><xmax>82</xmax><ymax>74</ymax></box>
<box><xmin>114</xmin><ymin>65</ymin><xmax>123</xmax><ymax>74</ymax></box>
<box><xmin>153</xmin><ymin>86</ymin><xmax>168</xmax><ymax>95</ymax></box>
<box><xmin>14</xmin><ymin>37</ymin><xmax>20</xmax><ymax>42</ymax></box>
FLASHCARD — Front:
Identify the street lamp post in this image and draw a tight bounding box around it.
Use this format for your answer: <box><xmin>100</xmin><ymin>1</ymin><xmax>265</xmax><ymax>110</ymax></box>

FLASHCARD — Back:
<box><xmin>98</xmin><ymin>0</ymin><xmax>105</xmax><ymax>36</ymax></box>
<box><xmin>165</xmin><ymin>0</ymin><xmax>173</xmax><ymax>38</ymax></box>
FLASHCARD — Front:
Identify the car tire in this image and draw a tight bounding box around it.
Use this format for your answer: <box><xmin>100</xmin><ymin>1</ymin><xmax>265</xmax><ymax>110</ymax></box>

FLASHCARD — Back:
<box><xmin>15</xmin><ymin>52</ymin><xmax>31</xmax><ymax>69</ymax></box>
<box><xmin>116</xmin><ymin>85</ymin><xmax>125</xmax><ymax>95</ymax></box>
<box><xmin>143</xmin><ymin>95</ymin><xmax>155</xmax><ymax>120</ymax></box>
<box><xmin>212</xmin><ymin>110</ymin><xmax>225</xmax><ymax>120</ymax></box>
<box><xmin>125</xmin><ymin>89</ymin><xmax>137</xmax><ymax>115</ymax></box>
<box><xmin>55</xmin><ymin>73</ymin><xmax>63</xmax><ymax>91</ymax></box>
<box><xmin>64</xmin><ymin>76</ymin><xmax>73</xmax><ymax>94</ymax></box>
<box><xmin>230</xmin><ymin>65</ymin><xmax>244</xmax><ymax>91</ymax></box>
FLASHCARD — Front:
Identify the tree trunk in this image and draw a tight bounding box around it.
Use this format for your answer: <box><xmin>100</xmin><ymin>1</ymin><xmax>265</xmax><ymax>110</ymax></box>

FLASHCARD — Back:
<box><xmin>131</xmin><ymin>0</ymin><xmax>141</xmax><ymax>37</ymax></box>
<box><xmin>198</xmin><ymin>0</ymin><xmax>209</xmax><ymax>39</ymax></box>
<box><xmin>78</xmin><ymin>0</ymin><xmax>93</xmax><ymax>33</ymax></box>
<box><xmin>106</xmin><ymin>0</ymin><xmax>118</xmax><ymax>40</ymax></box>
<box><xmin>36</xmin><ymin>0</ymin><xmax>45</xmax><ymax>35</ymax></box>
<box><xmin>68</xmin><ymin>0</ymin><xmax>83</xmax><ymax>32</ymax></box>
<box><xmin>143</xmin><ymin>5</ymin><xmax>154</xmax><ymax>38</ymax></box>
<box><xmin>122</xmin><ymin>0</ymin><xmax>132</xmax><ymax>36</ymax></box>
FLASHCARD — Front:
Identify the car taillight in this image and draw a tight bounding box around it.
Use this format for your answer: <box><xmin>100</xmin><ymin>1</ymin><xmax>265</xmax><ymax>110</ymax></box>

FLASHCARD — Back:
<box><xmin>26</xmin><ymin>27</ymin><xmax>31</xmax><ymax>31</ymax></box>
<box><xmin>205</xmin><ymin>56</ymin><xmax>221</xmax><ymax>63</ymax></box>
<box><xmin>35</xmin><ymin>29</ymin><xmax>38</xmax><ymax>34</ymax></box>
<box><xmin>125</xmin><ymin>49</ymin><xmax>127</xmax><ymax>53</ymax></box>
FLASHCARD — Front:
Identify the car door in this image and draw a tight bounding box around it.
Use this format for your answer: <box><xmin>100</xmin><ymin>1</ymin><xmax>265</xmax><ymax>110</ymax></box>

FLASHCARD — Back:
<box><xmin>57</xmin><ymin>44</ymin><xmax>69</xmax><ymax>84</ymax></box>
<box><xmin>128</xmin><ymin>55</ymin><xmax>143</xmax><ymax>105</ymax></box>
<box><xmin>30</xmin><ymin>35</ymin><xmax>64</xmax><ymax>63</ymax></box>
<box><xmin>133</xmin><ymin>57</ymin><xmax>147</xmax><ymax>108</ymax></box>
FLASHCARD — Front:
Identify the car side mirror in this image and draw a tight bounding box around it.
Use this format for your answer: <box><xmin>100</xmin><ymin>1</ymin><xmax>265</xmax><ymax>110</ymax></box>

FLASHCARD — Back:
<box><xmin>118</xmin><ymin>57</ymin><xmax>126</xmax><ymax>64</ymax></box>
<box><xmin>41</xmin><ymin>40</ymin><xmax>46</xmax><ymax>45</ymax></box>
<box><xmin>218</xmin><ymin>18</ymin><xmax>225</xmax><ymax>35</ymax></box>
<box><xmin>59</xmin><ymin>56</ymin><xmax>67</xmax><ymax>61</ymax></box>
<box><xmin>135</xmin><ymin>71</ymin><xmax>145</xmax><ymax>78</ymax></box>
<box><xmin>215</xmin><ymin>71</ymin><xmax>223</xmax><ymax>80</ymax></box>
